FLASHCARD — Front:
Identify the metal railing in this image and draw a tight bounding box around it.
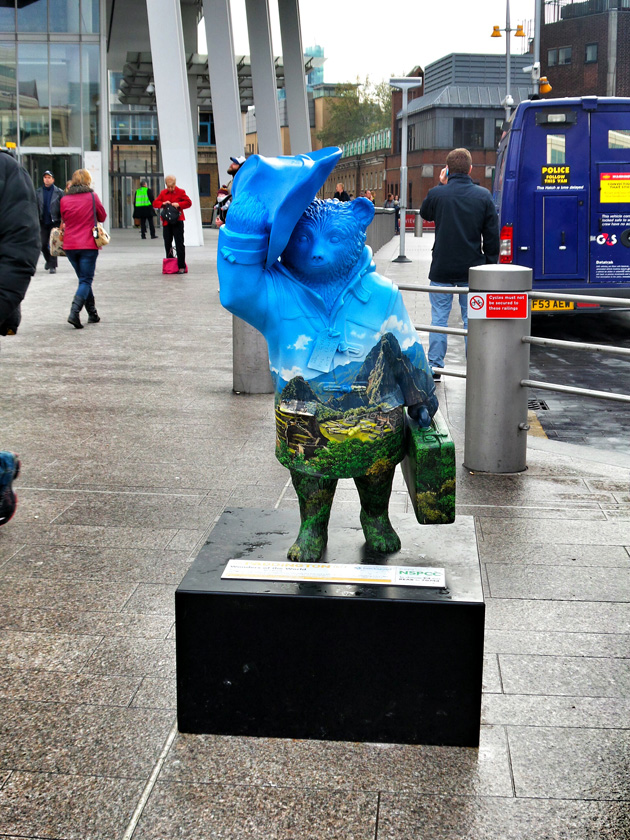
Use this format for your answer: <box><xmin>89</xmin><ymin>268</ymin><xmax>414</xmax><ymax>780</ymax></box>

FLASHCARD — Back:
<box><xmin>399</xmin><ymin>272</ymin><xmax>630</xmax><ymax>471</ymax></box>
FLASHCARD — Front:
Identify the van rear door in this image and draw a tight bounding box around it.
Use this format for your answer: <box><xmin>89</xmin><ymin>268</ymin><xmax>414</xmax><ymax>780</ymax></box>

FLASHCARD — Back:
<box><xmin>522</xmin><ymin>106</ymin><xmax>589</xmax><ymax>283</ymax></box>
<box><xmin>590</xmin><ymin>109</ymin><xmax>630</xmax><ymax>286</ymax></box>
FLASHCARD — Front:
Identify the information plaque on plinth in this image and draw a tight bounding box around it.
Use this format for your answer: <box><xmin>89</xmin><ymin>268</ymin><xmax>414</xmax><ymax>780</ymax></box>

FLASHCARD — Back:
<box><xmin>175</xmin><ymin>508</ymin><xmax>484</xmax><ymax>747</ymax></box>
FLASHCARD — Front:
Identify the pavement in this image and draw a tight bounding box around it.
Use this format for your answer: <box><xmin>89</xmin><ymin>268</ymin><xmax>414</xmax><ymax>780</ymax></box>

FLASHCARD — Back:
<box><xmin>0</xmin><ymin>227</ymin><xmax>629</xmax><ymax>839</ymax></box>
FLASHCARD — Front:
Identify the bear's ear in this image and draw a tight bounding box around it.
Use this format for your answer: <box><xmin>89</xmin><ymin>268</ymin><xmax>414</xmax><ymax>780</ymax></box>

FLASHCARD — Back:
<box><xmin>351</xmin><ymin>197</ymin><xmax>375</xmax><ymax>230</ymax></box>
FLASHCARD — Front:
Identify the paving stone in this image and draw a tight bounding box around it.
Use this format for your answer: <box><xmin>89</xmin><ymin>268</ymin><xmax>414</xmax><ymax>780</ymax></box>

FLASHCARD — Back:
<box><xmin>499</xmin><ymin>653</ymin><xmax>630</xmax><ymax>697</ymax></box>
<box><xmin>0</xmin><ymin>631</ymin><xmax>100</xmax><ymax>672</ymax></box>
<box><xmin>486</xmin><ymin>563</ymin><xmax>630</xmax><ymax>601</ymax></box>
<box><xmin>160</xmin><ymin>726</ymin><xmax>513</xmax><ymax>797</ymax></box>
<box><xmin>508</xmin><ymin>725</ymin><xmax>630</xmax><ymax>800</ymax></box>
<box><xmin>0</xmin><ymin>668</ymin><xmax>141</xmax><ymax>706</ymax></box>
<box><xmin>0</xmin><ymin>607</ymin><xmax>172</xmax><ymax>639</ymax></box>
<box><xmin>133</xmin><ymin>781</ymin><xmax>378</xmax><ymax>840</ymax></box>
<box><xmin>85</xmin><ymin>638</ymin><xmax>176</xmax><ymax>678</ymax></box>
<box><xmin>0</xmin><ymin>701</ymin><xmax>174</xmax><ymax>777</ymax></box>
<box><xmin>483</xmin><ymin>693</ymin><xmax>630</xmax><ymax>729</ymax></box>
<box><xmin>0</xmin><ymin>771</ymin><xmax>144</xmax><ymax>840</ymax></box>
<box><xmin>376</xmin><ymin>794</ymin><xmax>630</xmax><ymax>839</ymax></box>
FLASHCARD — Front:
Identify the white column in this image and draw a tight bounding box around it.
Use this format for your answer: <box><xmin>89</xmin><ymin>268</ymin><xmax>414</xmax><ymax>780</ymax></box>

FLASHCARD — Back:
<box><xmin>146</xmin><ymin>0</ymin><xmax>203</xmax><ymax>246</ymax></box>
<box><xmin>278</xmin><ymin>0</ymin><xmax>311</xmax><ymax>154</ymax></box>
<box><xmin>203</xmin><ymin>0</ymin><xmax>273</xmax><ymax>394</ymax></box>
<box><xmin>203</xmin><ymin>0</ymin><xmax>245</xmax><ymax>173</ymax></box>
<box><xmin>245</xmin><ymin>0</ymin><xmax>282</xmax><ymax>155</ymax></box>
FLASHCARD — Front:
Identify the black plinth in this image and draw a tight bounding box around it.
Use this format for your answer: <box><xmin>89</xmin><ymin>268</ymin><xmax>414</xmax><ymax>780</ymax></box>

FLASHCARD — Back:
<box><xmin>176</xmin><ymin>508</ymin><xmax>484</xmax><ymax>747</ymax></box>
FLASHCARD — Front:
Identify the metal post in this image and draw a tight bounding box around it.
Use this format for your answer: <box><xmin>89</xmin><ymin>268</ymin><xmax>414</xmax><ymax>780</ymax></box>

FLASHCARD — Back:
<box><xmin>394</xmin><ymin>86</ymin><xmax>410</xmax><ymax>263</ymax></box>
<box><xmin>505</xmin><ymin>0</ymin><xmax>511</xmax><ymax>124</ymax></box>
<box><xmin>414</xmin><ymin>211</ymin><xmax>423</xmax><ymax>237</ymax></box>
<box><xmin>463</xmin><ymin>264</ymin><xmax>532</xmax><ymax>473</ymax></box>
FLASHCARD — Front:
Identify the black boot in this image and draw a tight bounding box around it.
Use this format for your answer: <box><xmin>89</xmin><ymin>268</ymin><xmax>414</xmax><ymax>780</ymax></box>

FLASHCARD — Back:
<box><xmin>67</xmin><ymin>295</ymin><xmax>84</xmax><ymax>329</ymax></box>
<box><xmin>85</xmin><ymin>292</ymin><xmax>100</xmax><ymax>323</ymax></box>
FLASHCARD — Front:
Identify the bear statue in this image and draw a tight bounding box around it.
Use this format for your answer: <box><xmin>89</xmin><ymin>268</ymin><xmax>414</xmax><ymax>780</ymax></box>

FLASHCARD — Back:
<box><xmin>217</xmin><ymin>147</ymin><xmax>438</xmax><ymax>562</ymax></box>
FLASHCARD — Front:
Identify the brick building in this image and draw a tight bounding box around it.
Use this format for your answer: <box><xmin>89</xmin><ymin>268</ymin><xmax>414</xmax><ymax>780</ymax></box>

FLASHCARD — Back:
<box><xmin>541</xmin><ymin>0</ymin><xmax>630</xmax><ymax>97</ymax></box>
<box><xmin>386</xmin><ymin>53</ymin><xmax>532</xmax><ymax>209</ymax></box>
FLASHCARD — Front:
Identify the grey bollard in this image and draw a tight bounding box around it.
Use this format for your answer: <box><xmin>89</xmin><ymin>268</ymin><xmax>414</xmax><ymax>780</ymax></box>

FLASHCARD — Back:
<box><xmin>232</xmin><ymin>316</ymin><xmax>274</xmax><ymax>394</ymax></box>
<box><xmin>414</xmin><ymin>213</ymin><xmax>423</xmax><ymax>237</ymax></box>
<box><xmin>463</xmin><ymin>264</ymin><xmax>532</xmax><ymax>473</ymax></box>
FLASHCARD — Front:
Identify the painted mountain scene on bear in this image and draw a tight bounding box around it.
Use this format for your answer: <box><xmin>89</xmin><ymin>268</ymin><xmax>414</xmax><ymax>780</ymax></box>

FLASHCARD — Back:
<box><xmin>275</xmin><ymin>332</ymin><xmax>431</xmax><ymax>479</ymax></box>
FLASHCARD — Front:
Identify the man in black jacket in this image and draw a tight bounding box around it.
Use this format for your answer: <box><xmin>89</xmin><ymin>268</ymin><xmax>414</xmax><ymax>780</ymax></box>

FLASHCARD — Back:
<box><xmin>420</xmin><ymin>148</ymin><xmax>499</xmax><ymax>379</ymax></box>
<box><xmin>0</xmin><ymin>149</ymin><xmax>40</xmax><ymax>526</ymax></box>
<box><xmin>36</xmin><ymin>170</ymin><xmax>63</xmax><ymax>274</ymax></box>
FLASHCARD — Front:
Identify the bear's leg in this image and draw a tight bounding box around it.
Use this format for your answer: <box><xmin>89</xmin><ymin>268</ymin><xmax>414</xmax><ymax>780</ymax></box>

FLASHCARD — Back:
<box><xmin>354</xmin><ymin>468</ymin><xmax>401</xmax><ymax>554</ymax></box>
<box><xmin>288</xmin><ymin>469</ymin><xmax>337</xmax><ymax>562</ymax></box>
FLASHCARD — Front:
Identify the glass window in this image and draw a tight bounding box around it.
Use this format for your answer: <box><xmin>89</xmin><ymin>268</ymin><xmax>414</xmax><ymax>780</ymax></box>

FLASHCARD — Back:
<box><xmin>81</xmin><ymin>0</ymin><xmax>99</xmax><ymax>33</ymax></box>
<box><xmin>82</xmin><ymin>43</ymin><xmax>100</xmax><ymax>150</ymax></box>
<box><xmin>17</xmin><ymin>0</ymin><xmax>47</xmax><ymax>32</ymax></box>
<box><xmin>49</xmin><ymin>0</ymin><xmax>79</xmax><ymax>32</ymax></box>
<box><xmin>0</xmin><ymin>3</ymin><xmax>15</xmax><ymax>33</ymax></box>
<box><xmin>559</xmin><ymin>47</ymin><xmax>572</xmax><ymax>65</ymax></box>
<box><xmin>50</xmin><ymin>43</ymin><xmax>81</xmax><ymax>147</ymax></box>
<box><xmin>585</xmin><ymin>43</ymin><xmax>598</xmax><ymax>63</ymax></box>
<box><xmin>548</xmin><ymin>49</ymin><xmax>557</xmax><ymax>67</ymax></box>
<box><xmin>546</xmin><ymin>134</ymin><xmax>566</xmax><ymax>164</ymax></box>
<box><xmin>0</xmin><ymin>42</ymin><xmax>17</xmax><ymax>147</ymax></box>
<box><xmin>453</xmin><ymin>117</ymin><xmax>484</xmax><ymax>149</ymax></box>
<box><xmin>18</xmin><ymin>43</ymin><xmax>50</xmax><ymax>146</ymax></box>
<box><xmin>494</xmin><ymin>118</ymin><xmax>504</xmax><ymax>148</ymax></box>
<box><xmin>198</xmin><ymin>173</ymin><xmax>211</xmax><ymax>196</ymax></box>
<box><xmin>609</xmin><ymin>129</ymin><xmax>630</xmax><ymax>150</ymax></box>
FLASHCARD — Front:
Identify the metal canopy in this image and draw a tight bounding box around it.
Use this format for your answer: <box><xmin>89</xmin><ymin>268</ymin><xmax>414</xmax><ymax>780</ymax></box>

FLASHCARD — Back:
<box><xmin>118</xmin><ymin>51</ymin><xmax>324</xmax><ymax>108</ymax></box>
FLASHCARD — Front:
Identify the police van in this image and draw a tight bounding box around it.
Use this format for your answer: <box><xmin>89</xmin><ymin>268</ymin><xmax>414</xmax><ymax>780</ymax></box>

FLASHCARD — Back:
<box><xmin>493</xmin><ymin>96</ymin><xmax>630</xmax><ymax>312</ymax></box>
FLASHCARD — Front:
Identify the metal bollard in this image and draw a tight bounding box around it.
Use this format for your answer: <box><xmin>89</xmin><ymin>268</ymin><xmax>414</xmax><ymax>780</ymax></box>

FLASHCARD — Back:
<box><xmin>463</xmin><ymin>264</ymin><xmax>532</xmax><ymax>473</ymax></box>
<box><xmin>414</xmin><ymin>213</ymin><xmax>423</xmax><ymax>237</ymax></box>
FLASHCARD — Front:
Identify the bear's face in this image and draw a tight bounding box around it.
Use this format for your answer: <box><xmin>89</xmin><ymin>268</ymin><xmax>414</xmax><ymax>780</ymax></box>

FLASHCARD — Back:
<box><xmin>281</xmin><ymin>197</ymin><xmax>375</xmax><ymax>285</ymax></box>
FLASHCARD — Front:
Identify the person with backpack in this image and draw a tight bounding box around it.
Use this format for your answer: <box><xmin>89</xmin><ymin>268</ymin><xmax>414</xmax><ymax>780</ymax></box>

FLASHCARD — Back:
<box><xmin>153</xmin><ymin>175</ymin><xmax>192</xmax><ymax>274</ymax></box>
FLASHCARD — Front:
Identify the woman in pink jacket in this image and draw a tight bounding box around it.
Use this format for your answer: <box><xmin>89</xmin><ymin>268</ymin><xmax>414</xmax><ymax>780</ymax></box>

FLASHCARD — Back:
<box><xmin>60</xmin><ymin>169</ymin><xmax>107</xmax><ymax>329</ymax></box>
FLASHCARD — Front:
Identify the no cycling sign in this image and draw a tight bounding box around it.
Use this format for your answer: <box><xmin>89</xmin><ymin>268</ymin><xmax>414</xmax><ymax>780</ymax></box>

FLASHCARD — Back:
<box><xmin>467</xmin><ymin>292</ymin><xmax>529</xmax><ymax>319</ymax></box>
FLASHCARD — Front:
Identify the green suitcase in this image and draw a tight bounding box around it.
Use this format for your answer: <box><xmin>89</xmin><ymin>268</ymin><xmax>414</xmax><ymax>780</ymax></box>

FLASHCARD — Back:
<box><xmin>402</xmin><ymin>408</ymin><xmax>456</xmax><ymax>525</ymax></box>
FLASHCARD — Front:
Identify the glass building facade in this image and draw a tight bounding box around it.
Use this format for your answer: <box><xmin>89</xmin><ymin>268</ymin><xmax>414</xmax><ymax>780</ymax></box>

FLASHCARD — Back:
<box><xmin>0</xmin><ymin>0</ymin><xmax>103</xmax><ymax>185</ymax></box>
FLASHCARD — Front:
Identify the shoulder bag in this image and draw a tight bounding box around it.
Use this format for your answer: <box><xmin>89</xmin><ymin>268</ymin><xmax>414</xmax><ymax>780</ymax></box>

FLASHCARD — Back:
<box><xmin>91</xmin><ymin>193</ymin><xmax>110</xmax><ymax>248</ymax></box>
<box><xmin>49</xmin><ymin>226</ymin><xmax>65</xmax><ymax>257</ymax></box>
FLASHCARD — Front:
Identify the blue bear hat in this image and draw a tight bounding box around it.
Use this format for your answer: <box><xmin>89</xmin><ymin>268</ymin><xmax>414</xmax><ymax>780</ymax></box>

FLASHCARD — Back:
<box><xmin>231</xmin><ymin>146</ymin><xmax>342</xmax><ymax>268</ymax></box>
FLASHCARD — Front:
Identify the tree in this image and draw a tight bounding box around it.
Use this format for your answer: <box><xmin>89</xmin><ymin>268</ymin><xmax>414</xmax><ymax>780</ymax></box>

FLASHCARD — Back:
<box><xmin>317</xmin><ymin>78</ymin><xmax>393</xmax><ymax>147</ymax></box>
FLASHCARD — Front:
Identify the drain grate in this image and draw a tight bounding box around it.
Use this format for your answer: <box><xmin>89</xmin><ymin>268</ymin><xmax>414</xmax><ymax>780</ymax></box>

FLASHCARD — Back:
<box><xmin>528</xmin><ymin>398</ymin><xmax>549</xmax><ymax>411</ymax></box>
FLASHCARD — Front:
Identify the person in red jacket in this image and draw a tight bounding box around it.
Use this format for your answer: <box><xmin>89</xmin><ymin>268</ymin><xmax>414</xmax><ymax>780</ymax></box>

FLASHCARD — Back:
<box><xmin>152</xmin><ymin>175</ymin><xmax>192</xmax><ymax>274</ymax></box>
<box><xmin>60</xmin><ymin>168</ymin><xmax>107</xmax><ymax>328</ymax></box>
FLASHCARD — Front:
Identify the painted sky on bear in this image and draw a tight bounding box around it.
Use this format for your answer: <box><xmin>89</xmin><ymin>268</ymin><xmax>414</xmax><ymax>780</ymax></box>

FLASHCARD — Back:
<box><xmin>200</xmin><ymin>0</ymin><xmax>535</xmax><ymax>87</ymax></box>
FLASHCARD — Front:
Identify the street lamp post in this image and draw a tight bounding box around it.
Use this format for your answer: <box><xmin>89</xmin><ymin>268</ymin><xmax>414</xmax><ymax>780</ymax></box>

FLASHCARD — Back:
<box><xmin>491</xmin><ymin>0</ymin><xmax>525</xmax><ymax>123</ymax></box>
<box><xmin>389</xmin><ymin>77</ymin><xmax>422</xmax><ymax>264</ymax></box>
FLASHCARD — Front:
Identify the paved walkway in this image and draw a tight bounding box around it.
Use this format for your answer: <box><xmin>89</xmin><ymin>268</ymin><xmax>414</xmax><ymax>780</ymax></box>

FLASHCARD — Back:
<box><xmin>0</xmin><ymin>228</ymin><xmax>629</xmax><ymax>839</ymax></box>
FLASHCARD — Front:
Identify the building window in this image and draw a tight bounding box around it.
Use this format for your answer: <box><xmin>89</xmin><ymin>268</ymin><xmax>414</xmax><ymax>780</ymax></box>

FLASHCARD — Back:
<box><xmin>198</xmin><ymin>111</ymin><xmax>214</xmax><ymax>146</ymax></box>
<box><xmin>494</xmin><ymin>118</ymin><xmax>505</xmax><ymax>148</ymax></box>
<box><xmin>198</xmin><ymin>173</ymin><xmax>211</xmax><ymax>196</ymax></box>
<box><xmin>548</xmin><ymin>49</ymin><xmax>557</xmax><ymax>67</ymax></box>
<box><xmin>453</xmin><ymin>117</ymin><xmax>484</xmax><ymax>149</ymax></box>
<box><xmin>585</xmin><ymin>43</ymin><xmax>598</xmax><ymax>63</ymax></box>
<box><xmin>559</xmin><ymin>46</ymin><xmax>572</xmax><ymax>65</ymax></box>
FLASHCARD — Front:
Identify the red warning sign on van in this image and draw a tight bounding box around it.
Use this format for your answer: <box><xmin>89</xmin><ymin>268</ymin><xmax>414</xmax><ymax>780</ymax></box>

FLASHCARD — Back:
<box><xmin>467</xmin><ymin>292</ymin><xmax>529</xmax><ymax>319</ymax></box>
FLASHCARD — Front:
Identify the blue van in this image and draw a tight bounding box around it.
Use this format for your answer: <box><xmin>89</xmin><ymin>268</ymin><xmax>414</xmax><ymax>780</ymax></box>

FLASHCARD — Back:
<box><xmin>494</xmin><ymin>96</ymin><xmax>630</xmax><ymax>312</ymax></box>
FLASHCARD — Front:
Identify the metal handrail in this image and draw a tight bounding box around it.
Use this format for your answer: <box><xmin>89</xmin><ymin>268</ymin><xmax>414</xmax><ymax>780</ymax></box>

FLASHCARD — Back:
<box><xmin>401</xmin><ymin>279</ymin><xmax>630</xmax><ymax>393</ymax></box>
<box><xmin>521</xmin><ymin>378</ymin><xmax>630</xmax><ymax>404</ymax></box>
<box><xmin>524</xmin><ymin>335</ymin><xmax>630</xmax><ymax>357</ymax></box>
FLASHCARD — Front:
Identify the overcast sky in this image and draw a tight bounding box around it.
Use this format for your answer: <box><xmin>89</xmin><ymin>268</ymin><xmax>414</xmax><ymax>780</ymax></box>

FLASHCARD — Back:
<box><xmin>201</xmin><ymin>0</ymin><xmax>537</xmax><ymax>85</ymax></box>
